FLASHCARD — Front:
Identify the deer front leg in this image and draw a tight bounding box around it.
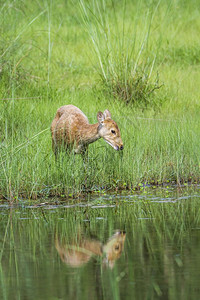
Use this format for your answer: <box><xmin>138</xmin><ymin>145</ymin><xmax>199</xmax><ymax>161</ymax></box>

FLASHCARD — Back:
<box><xmin>81</xmin><ymin>145</ymin><xmax>89</xmax><ymax>165</ymax></box>
<box><xmin>80</xmin><ymin>146</ymin><xmax>89</xmax><ymax>190</ymax></box>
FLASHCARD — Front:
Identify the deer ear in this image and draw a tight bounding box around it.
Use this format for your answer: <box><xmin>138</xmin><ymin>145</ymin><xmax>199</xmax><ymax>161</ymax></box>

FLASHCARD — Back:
<box><xmin>103</xmin><ymin>109</ymin><xmax>111</xmax><ymax>119</ymax></box>
<box><xmin>97</xmin><ymin>111</ymin><xmax>105</xmax><ymax>123</ymax></box>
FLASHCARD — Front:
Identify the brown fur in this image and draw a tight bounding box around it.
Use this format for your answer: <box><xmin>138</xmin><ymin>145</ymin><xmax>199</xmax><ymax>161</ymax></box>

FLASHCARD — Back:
<box><xmin>51</xmin><ymin>105</ymin><xmax>123</xmax><ymax>156</ymax></box>
<box><xmin>55</xmin><ymin>230</ymin><xmax>126</xmax><ymax>269</ymax></box>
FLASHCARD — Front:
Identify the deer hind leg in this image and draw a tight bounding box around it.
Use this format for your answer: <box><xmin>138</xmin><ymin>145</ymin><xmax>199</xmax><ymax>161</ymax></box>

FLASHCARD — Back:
<box><xmin>52</xmin><ymin>139</ymin><xmax>58</xmax><ymax>161</ymax></box>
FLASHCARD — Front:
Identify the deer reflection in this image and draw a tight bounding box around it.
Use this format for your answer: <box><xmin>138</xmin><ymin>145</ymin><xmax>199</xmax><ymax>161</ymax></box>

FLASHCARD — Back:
<box><xmin>55</xmin><ymin>230</ymin><xmax>126</xmax><ymax>269</ymax></box>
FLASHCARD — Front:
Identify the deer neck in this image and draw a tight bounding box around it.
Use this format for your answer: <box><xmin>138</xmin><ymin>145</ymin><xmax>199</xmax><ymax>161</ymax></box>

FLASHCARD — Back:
<box><xmin>79</xmin><ymin>123</ymin><xmax>100</xmax><ymax>144</ymax></box>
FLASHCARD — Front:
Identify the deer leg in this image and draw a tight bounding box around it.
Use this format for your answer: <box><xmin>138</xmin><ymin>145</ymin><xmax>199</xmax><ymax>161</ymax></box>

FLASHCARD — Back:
<box><xmin>81</xmin><ymin>146</ymin><xmax>89</xmax><ymax>191</ymax></box>
<box><xmin>81</xmin><ymin>146</ymin><xmax>89</xmax><ymax>165</ymax></box>
<box><xmin>52</xmin><ymin>140</ymin><xmax>59</xmax><ymax>162</ymax></box>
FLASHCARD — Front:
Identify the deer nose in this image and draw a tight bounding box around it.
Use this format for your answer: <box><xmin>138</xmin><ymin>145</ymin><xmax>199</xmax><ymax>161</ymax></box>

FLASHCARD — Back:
<box><xmin>120</xmin><ymin>145</ymin><xmax>124</xmax><ymax>150</ymax></box>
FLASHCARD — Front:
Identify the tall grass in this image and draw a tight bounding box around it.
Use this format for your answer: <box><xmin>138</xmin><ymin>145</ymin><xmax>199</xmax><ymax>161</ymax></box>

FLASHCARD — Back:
<box><xmin>79</xmin><ymin>0</ymin><xmax>162</xmax><ymax>106</ymax></box>
<box><xmin>0</xmin><ymin>0</ymin><xmax>200</xmax><ymax>199</ymax></box>
<box><xmin>0</xmin><ymin>92</ymin><xmax>199</xmax><ymax>199</ymax></box>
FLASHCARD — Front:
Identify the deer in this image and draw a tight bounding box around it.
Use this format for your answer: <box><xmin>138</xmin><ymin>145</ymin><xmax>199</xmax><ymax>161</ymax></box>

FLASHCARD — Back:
<box><xmin>51</xmin><ymin>105</ymin><xmax>123</xmax><ymax>157</ymax></box>
<box><xmin>55</xmin><ymin>230</ymin><xmax>126</xmax><ymax>269</ymax></box>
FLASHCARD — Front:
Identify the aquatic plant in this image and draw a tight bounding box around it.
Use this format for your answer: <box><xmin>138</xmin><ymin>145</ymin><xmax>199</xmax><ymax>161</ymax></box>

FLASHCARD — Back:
<box><xmin>79</xmin><ymin>0</ymin><xmax>163</xmax><ymax>106</ymax></box>
<box><xmin>0</xmin><ymin>0</ymin><xmax>200</xmax><ymax>199</ymax></box>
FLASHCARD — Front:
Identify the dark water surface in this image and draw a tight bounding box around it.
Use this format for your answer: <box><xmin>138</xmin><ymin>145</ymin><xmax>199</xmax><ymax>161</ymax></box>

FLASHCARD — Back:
<box><xmin>0</xmin><ymin>187</ymin><xmax>200</xmax><ymax>300</ymax></box>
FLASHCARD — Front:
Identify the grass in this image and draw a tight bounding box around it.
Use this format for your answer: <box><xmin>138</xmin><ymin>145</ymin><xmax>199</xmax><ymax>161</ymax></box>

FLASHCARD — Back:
<box><xmin>0</xmin><ymin>0</ymin><xmax>200</xmax><ymax>199</ymax></box>
<box><xmin>79</xmin><ymin>0</ymin><xmax>163</xmax><ymax>106</ymax></box>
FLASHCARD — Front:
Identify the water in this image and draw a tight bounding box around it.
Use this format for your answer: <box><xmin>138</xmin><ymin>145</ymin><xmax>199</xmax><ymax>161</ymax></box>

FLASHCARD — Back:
<box><xmin>0</xmin><ymin>187</ymin><xmax>200</xmax><ymax>300</ymax></box>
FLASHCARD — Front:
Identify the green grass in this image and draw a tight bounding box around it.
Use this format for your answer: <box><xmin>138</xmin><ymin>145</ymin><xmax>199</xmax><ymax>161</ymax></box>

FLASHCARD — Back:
<box><xmin>0</xmin><ymin>0</ymin><xmax>200</xmax><ymax>199</ymax></box>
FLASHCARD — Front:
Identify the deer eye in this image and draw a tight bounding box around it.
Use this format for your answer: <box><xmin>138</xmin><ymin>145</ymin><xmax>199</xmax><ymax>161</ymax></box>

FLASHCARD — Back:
<box><xmin>111</xmin><ymin>130</ymin><xmax>116</xmax><ymax>134</ymax></box>
<box><xmin>114</xmin><ymin>244</ymin><xmax>120</xmax><ymax>251</ymax></box>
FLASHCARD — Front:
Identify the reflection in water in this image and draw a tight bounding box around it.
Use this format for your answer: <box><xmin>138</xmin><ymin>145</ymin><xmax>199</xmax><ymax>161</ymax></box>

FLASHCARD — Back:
<box><xmin>0</xmin><ymin>190</ymin><xmax>200</xmax><ymax>299</ymax></box>
<box><xmin>55</xmin><ymin>230</ymin><xmax>126</xmax><ymax>269</ymax></box>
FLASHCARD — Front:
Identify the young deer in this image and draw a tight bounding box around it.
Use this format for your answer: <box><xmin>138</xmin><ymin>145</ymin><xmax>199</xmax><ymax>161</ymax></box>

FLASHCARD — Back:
<box><xmin>51</xmin><ymin>105</ymin><xmax>123</xmax><ymax>157</ymax></box>
<box><xmin>55</xmin><ymin>230</ymin><xmax>126</xmax><ymax>269</ymax></box>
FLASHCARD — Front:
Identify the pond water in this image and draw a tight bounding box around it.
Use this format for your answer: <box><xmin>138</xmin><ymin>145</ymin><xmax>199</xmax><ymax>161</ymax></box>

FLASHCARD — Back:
<box><xmin>0</xmin><ymin>187</ymin><xmax>200</xmax><ymax>300</ymax></box>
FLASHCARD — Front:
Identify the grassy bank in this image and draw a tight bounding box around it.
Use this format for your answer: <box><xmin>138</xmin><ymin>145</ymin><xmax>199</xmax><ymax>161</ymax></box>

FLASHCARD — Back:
<box><xmin>0</xmin><ymin>0</ymin><xmax>200</xmax><ymax>199</ymax></box>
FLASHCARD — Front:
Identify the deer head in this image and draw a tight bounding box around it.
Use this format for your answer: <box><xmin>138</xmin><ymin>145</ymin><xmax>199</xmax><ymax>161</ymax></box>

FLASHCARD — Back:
<box><xmin>97</xmin><ymin>109</ymin><xmax>124</xmax><ymax>151</ymax></box>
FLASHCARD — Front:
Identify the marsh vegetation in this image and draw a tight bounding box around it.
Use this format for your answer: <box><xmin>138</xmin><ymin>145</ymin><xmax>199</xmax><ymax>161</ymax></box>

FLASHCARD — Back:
<box><xmin>0</xmin><ymin>188</ymin><xmax>200</xmax><ymax>299</ymax></box>
<box><xmin>0</xmin><ymin>0</ymin><xmax>200</xmax><ymax>199</ymax></box>
<box><xmin>1</xmin><ymin>2</ymin><xmax>200</xmax><ymax>298</ymax></box>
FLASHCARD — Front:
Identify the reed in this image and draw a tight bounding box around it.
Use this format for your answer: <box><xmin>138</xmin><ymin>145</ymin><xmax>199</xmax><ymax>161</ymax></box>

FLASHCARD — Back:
<box><xmin>0</xmin><ymin>0</ymin><xmax>200</xmax><ymax>199</ymax></box>
<box><xmin>79</xmin><ymin>0</ymin><xmax>162</xmax><ymax>106</ymax></box>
